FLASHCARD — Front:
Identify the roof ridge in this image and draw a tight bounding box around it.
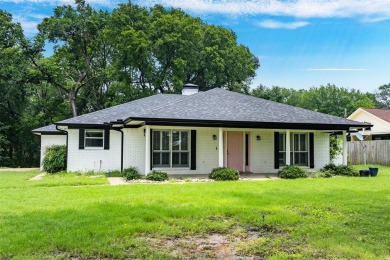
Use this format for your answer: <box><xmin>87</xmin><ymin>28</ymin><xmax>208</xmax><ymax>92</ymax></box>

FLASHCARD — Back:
<box><xmin>133</xmin><ymin>90</ymin><xmax>209</xmax><ymax>118</ymax></box>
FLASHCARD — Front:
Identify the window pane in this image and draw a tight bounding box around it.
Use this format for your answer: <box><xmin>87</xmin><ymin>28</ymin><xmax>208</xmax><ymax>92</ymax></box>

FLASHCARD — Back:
<box><xmin>300</xmin><ymin>152</ymin><xmax>308</xmax><ymax>166</ymax></box>
<box><xmin>161</xmin><ymin>152</ymin><xmax>170</xmax><ymax>166</ymax></box>
<box><xmin>153</xmin><ymin>152</ymin><xmax>161</xmax><ymax>166</ymax></box>
<box><xmin>294</xmin><ymin>134</ymin><xmax>299</xmax><ymax>151</ymax></box>
<box><xmin>162</xmin><ymin>131</ymin><xmax>170</xmax><ymax>150</ymax></box>
<box><xmin>180</xmin><ymin>152</ymin><xmax>189</xmax><ymax>166</ymax></box>
<box><xmin>278</xmin><ymin>134</ymin><xmax>285</xmax><ymax>151</ymax></box>
<box><xmin>172</xmin><ymin>152</ymin><xmax>180</xmax><ymax>165</ymax></box>
<box><xmin>172</xmin><ymin>152</ymin><xmax>189</xmax><ymax>167</ymax></box>
<box><xmin>172</xmin><ymin>131</ymin><xmax>180</xmax><ymax>150</ymax></box>
<box><xmin>153</xmin><ymin>131</ymin><xmax>161</xmax><ymax>150</ymax></box>
<box><xmin>181</xmin><ymin>132</ymin><xmax>188</xmax><ymax>150</ymax></box>
<box><xmin>86</xmin><ymin>138</ymin><xmax>103</xmax><ymax>147</ymax></box>
<box><xmin>300</xmin><ymin>134</ymin><xmax>306</xmax><ymax>151</ymax></box>
<box><xmin>279</xmin><ymin>152</ymin><xmax>286</xmax><ymax>166</ymax></box>
<box><xmin>86</xmin><ymin>131</ymin><xmax>103</xmax><ymax>138</ymax></box>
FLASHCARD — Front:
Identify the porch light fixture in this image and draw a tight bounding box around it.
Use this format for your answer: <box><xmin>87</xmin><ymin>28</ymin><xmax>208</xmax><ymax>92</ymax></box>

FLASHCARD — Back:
<box><xmin>256</xmin><ymin>135</ymin><xmax>261</xmax><ymax>141</ymax></box>
<box><xmin>212</xmin><ymin>134</ymin><xmax>217</xmax><ymax>140</ymax></box>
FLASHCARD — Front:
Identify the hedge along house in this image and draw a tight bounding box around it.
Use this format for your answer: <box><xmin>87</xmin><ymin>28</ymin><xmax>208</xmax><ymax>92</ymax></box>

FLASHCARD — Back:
<box><xmin>33</xmin><ymin>84</ymin><xmax>370</xmax><ymax>175</ymax></box>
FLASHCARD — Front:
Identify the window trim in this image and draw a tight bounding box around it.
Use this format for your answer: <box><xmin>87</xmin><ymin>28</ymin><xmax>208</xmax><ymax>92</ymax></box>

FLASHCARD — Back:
<box><xmin>279</xmin><ymin>132</ymin><xmax>310</xmax><ymax>167</ymax></box>
<box><xmin>152</xmin><ymin>129</ymin><xmax>191</xmax><ymax>169</ymax></box>
<box><xmin>84</xmin><ymin>129</ymin><xmax>104</xmax><ymax>149</ymax></box>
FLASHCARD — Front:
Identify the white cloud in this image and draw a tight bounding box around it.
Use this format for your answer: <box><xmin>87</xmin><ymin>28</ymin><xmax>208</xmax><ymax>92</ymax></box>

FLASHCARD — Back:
<box><xmin>298</xmin><ymin>68</ymin><xmax>369</xmax><ymax>71</ymax></box>
<box><xmin>258</xmin><ymin>19</ymin><xmax>309</xmax><ymax>29</ymax></box>
<box><xmin>12</xmin><ymin>14</ymin><xmax>41</xmax><ymax>35</ymax></box>
<box><xmin>132</xmin><ymin>0</ymin><xmax>390</xmax><ymax>21</ymax></box>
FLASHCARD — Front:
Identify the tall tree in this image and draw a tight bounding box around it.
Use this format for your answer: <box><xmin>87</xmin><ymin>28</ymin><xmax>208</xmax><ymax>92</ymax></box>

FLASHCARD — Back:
<box><xmin>300</xmin><ymin>84</ymin><xmax>375</xmax><ymax>117</ymax></box>
<box><xmin>26</xmin><ymin>0</ymin><xmax>111</xmax><ymax>117</ymax></box>
<box><xmin>375</xmin><ymin>83</ymin><xmax>390</xmax><ymax>108</ymax></box>
<box><xmin>108</xmin><ymin>3</ymin><xmax>259</xmax><ymax>94</ymax></box>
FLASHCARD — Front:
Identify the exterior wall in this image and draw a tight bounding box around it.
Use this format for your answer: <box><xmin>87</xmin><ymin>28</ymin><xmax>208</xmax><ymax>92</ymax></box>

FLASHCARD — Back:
<box><xmin>64</xmin><ymin>126</ymin><xmax>330</xmax><ymax>174</ymax></box>
<box><xmin>67</xmin><ymin>129</ymin><xmax>121</xmax><ymax>172</ymax></box>
<box><xmin>40</xmin><ymin>134</ymin><xmax>67</xmax><ymax>170</ymax></box>
<box><xmin>250</xmin><ymin>130</ymin><xmax>330</xmax><ymax>173</ymax></box>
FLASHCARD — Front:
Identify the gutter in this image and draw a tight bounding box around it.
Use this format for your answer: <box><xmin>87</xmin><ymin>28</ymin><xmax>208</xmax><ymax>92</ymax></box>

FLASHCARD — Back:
<box><xmin>112</xmin><ymin>126</ymin><xmax>124</xmax><ymax>173</ymax></box>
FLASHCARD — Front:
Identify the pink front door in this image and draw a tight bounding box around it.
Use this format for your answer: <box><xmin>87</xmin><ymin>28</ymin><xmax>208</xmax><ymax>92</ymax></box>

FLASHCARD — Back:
<box><xmin>227</xmin><ymin>131</ymin><xmax>243</xmax><ymax>171</ymax></box>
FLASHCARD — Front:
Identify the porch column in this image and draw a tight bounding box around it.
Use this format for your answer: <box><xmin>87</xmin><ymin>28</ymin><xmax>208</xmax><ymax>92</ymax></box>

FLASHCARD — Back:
<box><xmin>342</xmin><ymin>130</ymin><xmax>348</xmax><ymax>166</ymax></box>
<box><xmin>286</xmin><ymin>130</ymin><xmax>291</xmax><ymax>165</ymax></box>
<box><xmin>145</xmin><ymin>126</ymin><xmax>151</xmax><ymax>176</ymax></box>
<box><xmin>218</xmin><ymin>128</ymin><xmax>224</xmax><ymax>167</ymax></box>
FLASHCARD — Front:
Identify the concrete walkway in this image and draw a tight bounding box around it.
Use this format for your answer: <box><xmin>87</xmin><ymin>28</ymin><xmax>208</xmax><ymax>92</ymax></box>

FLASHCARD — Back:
<box><xmin>29</xmin><ymin>173</ymin><xmax>46</xmax><ymax>181</ymax></box>
<box><xmin>0</xmin><ymin>168</ymin><xmax>40</xmax><ymax>172</ymax></box>
<box><xmin>108</xmin><ymin>177</ymin><xmax>127</xmax><ymax>185</ymax></box>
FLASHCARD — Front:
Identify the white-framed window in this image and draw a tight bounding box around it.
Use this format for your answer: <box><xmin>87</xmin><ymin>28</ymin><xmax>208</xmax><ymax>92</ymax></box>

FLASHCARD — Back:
<box><xmin>279</xmin><ymin>133</ymin><xmax>287</xmax><ymax>166</ymax></box>
<box><xmin>152</xmin><ymin>130</ymin><xmax>190</xmax><ymax>168</ymax></box>
<box><xmin>279</xmin><ymin>132</ymin><xmax>309</xmax><ymax>167</ymax></box>
<box><xmin>291</xmin><ymin>133</ymin><xmax>308</xmax><ymax>166</ymax></box>
<box><xmin>85</xmin><ymin>129</ymin><xmax>104</xmax><ymax>148</ymax></box>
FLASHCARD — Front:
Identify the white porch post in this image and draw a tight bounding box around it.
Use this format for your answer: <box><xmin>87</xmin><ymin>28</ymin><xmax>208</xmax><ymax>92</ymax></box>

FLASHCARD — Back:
<box><xmin>286</xmin><ymin>130</ymin><xmax>291</xmax><ymax>166</ymax></box>
<box><xmin>342</xmin><ymin>130</ymin><xmax>348</xmax><ymax>166</ymax></box>
<box><xmin>218</xmin><ymin>128</ymin><xmax>224</xmax><ymax>167</ymax></box>
<box><xmin>145</xmin><ymin>126</ymin><xmax>151</xmax><ymax>176</ymax></box>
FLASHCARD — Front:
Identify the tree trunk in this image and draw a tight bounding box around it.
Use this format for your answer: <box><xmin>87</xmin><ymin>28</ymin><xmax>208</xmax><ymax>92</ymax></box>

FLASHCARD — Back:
<box><xmin>69</xmin><ymin>92</ymin><xmax>78</xmax><ymax>117</ymax></box>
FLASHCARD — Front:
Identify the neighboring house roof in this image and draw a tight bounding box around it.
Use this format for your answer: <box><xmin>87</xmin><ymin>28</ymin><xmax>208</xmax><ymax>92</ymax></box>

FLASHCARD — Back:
<box><xmin>33</xmin><ymin>88</ymin><xmax>370</xmax><ymax>133</ymax></box>
<box><xmin>32</xmin><ymin>124</ymin><xmax>65</xmax><ymax>135</ymax></box>
<box><xmin>360</xmin><ymin>108</ymin><xmax>390</xmax><ymax>123</ymax></box>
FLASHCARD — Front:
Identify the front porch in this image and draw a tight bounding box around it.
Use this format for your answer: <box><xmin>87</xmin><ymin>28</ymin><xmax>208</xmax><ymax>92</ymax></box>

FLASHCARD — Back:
<box><xmin>142</xmin><ymin>127</ymin><xmax>348</xmax><ymax>175</ymax></box>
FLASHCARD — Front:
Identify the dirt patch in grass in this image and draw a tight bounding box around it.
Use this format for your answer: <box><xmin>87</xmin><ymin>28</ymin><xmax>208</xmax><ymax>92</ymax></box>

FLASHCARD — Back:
<box><xmin>144</xmin><ymin>225</ymin><xmax>300</xmax><ymax>259</ymax></box>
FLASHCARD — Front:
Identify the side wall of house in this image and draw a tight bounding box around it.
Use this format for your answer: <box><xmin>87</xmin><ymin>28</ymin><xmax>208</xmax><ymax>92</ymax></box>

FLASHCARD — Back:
<box><xmin>40</xmin><ymin>135</ymin><xmax>67</xmax><ymax>170</ymax></box>
<box><xmin>67</xmin><ymin>129</ymin><xmax>121</xmax><ymax>172</ymax></box>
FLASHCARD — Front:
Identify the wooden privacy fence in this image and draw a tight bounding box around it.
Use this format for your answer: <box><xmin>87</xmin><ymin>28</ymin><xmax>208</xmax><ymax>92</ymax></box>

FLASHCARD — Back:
<box><xmin>348</xmin><ymin>140</ymin><xmax>390</xmax><ymax>165</ymax></box>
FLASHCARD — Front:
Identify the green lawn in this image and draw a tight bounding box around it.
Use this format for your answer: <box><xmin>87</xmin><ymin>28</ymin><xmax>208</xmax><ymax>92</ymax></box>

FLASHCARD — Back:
<box><xmin>0</xmin><ymin>166</ymin><xmax>389</xmax><ymax>259</ymax></box>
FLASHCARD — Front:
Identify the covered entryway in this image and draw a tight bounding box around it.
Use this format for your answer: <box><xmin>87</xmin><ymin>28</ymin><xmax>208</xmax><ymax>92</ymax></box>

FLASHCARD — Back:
<box><xmin>227</xmin><ymin>131</ymin><xmax>244</xmax><ymax>171</ymax></box>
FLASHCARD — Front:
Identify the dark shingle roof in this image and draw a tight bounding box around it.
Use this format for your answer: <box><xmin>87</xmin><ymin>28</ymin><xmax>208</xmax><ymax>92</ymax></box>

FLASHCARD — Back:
<box><xmin>33</xmin><ymin>88</ymin><xmax>369</xmax><ymax>133</ymax></box>
<box><xmin>57</xmin><ymin>94</ymin><xmax>184</xmax><ymax>125</ymax></box>
<box><xmin>134</xmin><ymin>88</ymin><xmax>367</xmax><ymax>127</ymax></box>
<box><xmin>32</xmin><ymin>124</ymin><xmax>65</xmax><ymax>135</ymax></box>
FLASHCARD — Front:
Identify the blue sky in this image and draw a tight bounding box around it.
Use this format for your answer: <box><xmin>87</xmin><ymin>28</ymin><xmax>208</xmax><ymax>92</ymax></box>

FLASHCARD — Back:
<box><xmin>1</xmin><ymin>0</ymin><xmax>390</xmax><ymax>93</ymax></box>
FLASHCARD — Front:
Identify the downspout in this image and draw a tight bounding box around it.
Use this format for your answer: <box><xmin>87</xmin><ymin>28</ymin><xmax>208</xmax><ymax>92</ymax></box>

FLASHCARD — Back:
<box><xmin>112</xmin><ymin>128</ymin><xmax>124</xmax><ymax>173</ymax></box>
<box><xmin>55</xmin><ymin>125</ymin><xmax>68</xmax><ymax>171</ymax></box>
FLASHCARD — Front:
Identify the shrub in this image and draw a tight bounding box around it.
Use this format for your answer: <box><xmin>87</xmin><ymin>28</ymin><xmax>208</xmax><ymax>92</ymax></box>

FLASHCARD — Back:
<box><xmin>278</xmin><ymin>165</ymin><xmax>308</xmax><ymax>179</ymax></box>
<box><xmin>123</xmin><ymin>167</ymin><xmax>142</xmax><ymax>180</ymax></box>
<box><xmin>146</xmin><ymin>171</ymin><xmax>168</xmax><ymax>181</ymax></box>
<box><xmin>320</xmin><ymin>164</ymin><xmax>358</xmax><ymax>177</ymax></box>
<box><xmin>209</xmin><ymin>167</ymin><xmax>240</xmax><ymax>181</ymax></box>
<box><xmin>105</xmin><ymin>170</ymin><xmax>123</xmax><ymax>177</ymax></box>
<box><xmin>42</xmin><ymin>145</ymin><xmax>67</xmax><ymax>174</ymax></box>
<box><xmin>314</xmin><ymin>170</ymin><xmax>334</xmax><ymax>178</ymax></box>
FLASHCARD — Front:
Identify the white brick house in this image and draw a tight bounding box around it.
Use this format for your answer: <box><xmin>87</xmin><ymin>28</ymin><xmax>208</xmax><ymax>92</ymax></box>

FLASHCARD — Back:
<box><xmin>33</xmin><ymin>85</ymin><xmax>370</xmax><ymax>175</ymax></box>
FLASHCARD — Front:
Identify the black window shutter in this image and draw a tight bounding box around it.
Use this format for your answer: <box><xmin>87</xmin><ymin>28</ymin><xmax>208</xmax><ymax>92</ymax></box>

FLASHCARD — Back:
<box><xmin>104</xmin><ymin>128</ymin><xmax>110</xmax><ymax>150</ymax></box>
<box><xmin>190</xmin><ymin>130</ymin><xmax>196</xmax><ymax>170</ymax></box>
<box><xmin>150</xmin><ymin>129</ymin><xmax>153</xmax><ymax>170</ymax></box>
<box><xmin>274</xmin><ymin>132</ymin><xmax>279</xmax><ymax>169</ymax></box>
<box><xmin>79</xmin><ymin>129</ymin><xmax>85</xmax><ymax>149</ymax></box>
<box><xmin>309</xmin><ymin>133</ymin><xmax>314</xmax><ymax>168</ymax></box>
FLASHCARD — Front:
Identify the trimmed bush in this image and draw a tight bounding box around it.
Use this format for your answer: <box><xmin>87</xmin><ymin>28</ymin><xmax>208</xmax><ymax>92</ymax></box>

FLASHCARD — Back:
<box><xmin>146</xmin><ymin>171</ymin><xmax>168</xmax><ymax>181</ymax></box>
<box><xmin>278</xmin><ymin>165</ymin><xmax>308</xmax><ymax>179</ymax></box>
<box><xmin>105</xmin><ymin>170</ymin><xmax>123</xmax><ymax>177</ymax></box>
<box><xmin>123</xmin><ymin>167</ymin><xmax>142</xmax><ymax>180</ymax></box>
<box><xmin>209</xmin><ymin>167</ymin><xmax>240</xmax><ymax>181</ymax></box>
<box><xmin>320</xmin><ymin>164</ymin><xmax>358</xmax><ymax>177</ymax></box>
<box><xmin>42</xmin><ymin>145</ymin><xmax>67</xmax><ymax>174</ymax></box>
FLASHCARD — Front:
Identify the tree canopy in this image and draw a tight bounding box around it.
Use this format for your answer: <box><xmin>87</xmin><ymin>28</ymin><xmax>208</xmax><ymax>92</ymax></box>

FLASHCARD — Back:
<box><xmin>0</xmin><ymin>1</ymin><xmax>387</xmax><ymax>167</ymax></box>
